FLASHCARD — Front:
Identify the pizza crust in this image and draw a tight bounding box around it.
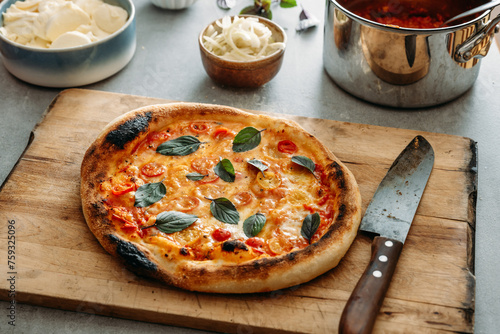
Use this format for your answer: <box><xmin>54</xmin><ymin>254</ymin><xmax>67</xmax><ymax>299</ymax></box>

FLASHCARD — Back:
<box><xmin>81</xmin><ymin>103</ymin><xmax>362</xmax><ymax>293</ymax></box>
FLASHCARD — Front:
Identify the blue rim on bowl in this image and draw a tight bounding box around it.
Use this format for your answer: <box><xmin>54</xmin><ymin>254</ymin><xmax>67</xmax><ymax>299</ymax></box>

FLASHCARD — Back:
<box><xmin>0</xmin><ymin>0</ymin><xmax>136</xmax><ymax>87</ymax></box>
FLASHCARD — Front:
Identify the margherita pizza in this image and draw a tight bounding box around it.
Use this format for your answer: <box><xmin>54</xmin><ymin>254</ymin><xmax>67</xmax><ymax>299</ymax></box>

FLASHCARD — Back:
<box><xmin>80</xmin><ymin>103</ymin><xmax>361</xmax><ymax>293</ymax></box>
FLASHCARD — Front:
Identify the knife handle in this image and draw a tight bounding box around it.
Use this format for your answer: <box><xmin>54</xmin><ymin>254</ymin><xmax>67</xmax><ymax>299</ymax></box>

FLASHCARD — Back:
<box><xmin>339</xmin><ymin>236</ymin><xmax>403</xmax><ymax>334</ymax></box>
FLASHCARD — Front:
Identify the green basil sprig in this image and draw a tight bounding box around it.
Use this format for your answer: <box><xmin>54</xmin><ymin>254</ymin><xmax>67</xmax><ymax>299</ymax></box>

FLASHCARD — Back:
<box><xmin>292</xmin><ymin>156</ymin><xmax>316</xmax><ymax>176</ymax></box>
<box><xmin>301</xmin><ymin>212</ymin><xmax>320</xmax><ymax>243</ymax></box>
<box><xmin>247</xmin><ymin>159</ymin><xmax>268</xmax><ymax>176</ymax></box>
<box><xmin>232</xmin><ymin>127</ymin><xmax>266</xmax><ymax>152</ymax></box>
<box><xmin>134</xmin><ymin>180</ymin><xmax>166</xmax><ymax>207</ymax></box>
<box><xmin>142</xmin><ymin>211</ymin><xmax>198</xmax><ymax>234</ymax></box>
<box><xmin>239</xmin><ymin>0</ymin><xmax>297</xmax><ymax>19</ymax></box>
<box><xmin>206</xmin><ymin>197</ymin><xmax>239</xmax><ymax>224</ymax></box>
<box><xmin>186</xmin><ymin>172</ymin><xmax>207</xmax><ymax>181</ymax></box>
<box><xmin>243</xmin><ymin>213</ymin><xmax>266</xmax><ymax>238</ymax></box>
<box><xmin>156</xmin><ymin>135</ymin><xmax>203</xmax><ymax>156</ymax></box>
<box><xmin>214</xmin><ymin>158</ymin><xmax>235</xmax><ymax>182</ymax></box>
<box><xmin>280</xmin><ymin>0</ymin><xmax>298</xmax><ymax>8</ymax></box>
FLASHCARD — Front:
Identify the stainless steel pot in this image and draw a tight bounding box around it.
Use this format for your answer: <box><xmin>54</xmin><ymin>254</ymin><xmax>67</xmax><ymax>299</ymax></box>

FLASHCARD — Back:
<box><xmin>323</xmin><ymin>0</ymin><xmax>500</xmax><ymax>108</ymax></box>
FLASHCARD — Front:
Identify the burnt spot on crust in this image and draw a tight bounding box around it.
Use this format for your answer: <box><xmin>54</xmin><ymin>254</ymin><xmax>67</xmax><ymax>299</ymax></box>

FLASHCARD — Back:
<box><xmin>322</xmin><ymin>203</ymin><xmax>348</xmax><ymax>240</ymax></box>
<box><xmin>108</xmin><ymin>234</ymin><xmax>157</xmax><ymax>272</ymax></box>
<box><xmin>87</xmin><ymin>146</ymin><xmax>96</xmax><ymax>157</ymax></box>
<box><xmin>329</xmin><ymin>161</ymin><xmax>345</xmax><ymax>188</ymax></box>
<box><xmin>105</xmin><ymin>112</ymin><xmax>152</xmax><ymax>149</ymax></box>
<box><xmin>222</xmin><ymin>240</ymin><xmax>248</xmax><ymax>252</ymax></box>
<box><xmin>220</xmin><ymin>249</ymin><xmax>304</xmax><ymax>281</ymax></box>
<box><xmin>337</xmin><ymin>203</ymin><xmax>347</xmax><ymax>220</ymax></box>
<box><xmin>89</xmin><ymin>201</ymin><xmax>108</xmax><ymax>222</ymax></box>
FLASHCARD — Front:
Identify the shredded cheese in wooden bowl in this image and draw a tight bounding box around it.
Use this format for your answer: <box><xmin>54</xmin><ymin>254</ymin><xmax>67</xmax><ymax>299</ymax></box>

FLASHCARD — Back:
<box><xmin>202</xmin><ymin>16</ymin><xmax>285</xmax><ymax>61</ymax></box>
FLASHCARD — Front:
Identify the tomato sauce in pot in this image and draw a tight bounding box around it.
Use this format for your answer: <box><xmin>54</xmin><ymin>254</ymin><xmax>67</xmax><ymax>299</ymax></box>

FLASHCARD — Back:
<box><xmin>339</xmin><ymin>0</ymin><xmax>487</xmax><ymax>28</ymax></box>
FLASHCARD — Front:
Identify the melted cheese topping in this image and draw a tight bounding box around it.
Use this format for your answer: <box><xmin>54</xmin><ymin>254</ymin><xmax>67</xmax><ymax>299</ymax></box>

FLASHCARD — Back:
<box><xmin>99</xmin><ymin>120</ymin><xmax>338</xmax><ymax>264</ymax></box>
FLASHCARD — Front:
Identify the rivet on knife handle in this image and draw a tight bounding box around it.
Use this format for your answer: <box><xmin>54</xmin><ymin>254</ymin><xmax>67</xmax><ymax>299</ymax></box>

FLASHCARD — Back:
<box><xmin>339</xmin><ymin>236</ymin><xmax>403</xmax><ymax>334</ymax></box>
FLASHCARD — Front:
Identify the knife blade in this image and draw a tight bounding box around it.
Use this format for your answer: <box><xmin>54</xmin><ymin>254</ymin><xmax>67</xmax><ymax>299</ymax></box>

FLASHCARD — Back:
<box><xmin>339</xmin><ymin>135</ymin><xmax>434</xmax><ymax>334</ymax></box>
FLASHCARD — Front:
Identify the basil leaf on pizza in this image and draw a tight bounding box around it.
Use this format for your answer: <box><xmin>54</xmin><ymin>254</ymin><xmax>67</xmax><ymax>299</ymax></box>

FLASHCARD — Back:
<box><xmin>206</xmin><ymin>197</ymin><xmax>239</xmax><ymax>224</ymax></box>
<box><xmin>186</xmin><ymin>172</ymin><xmax>207</xmax><ymax>181</ymax></box>
<box><xmin>156</xmin><ymin>135</ymin><xmax>203</xmax><ymax>156</ymax></box>
<box><xmin>232</xmin><ymin>127</ymin><xmax>265</xmax><ymax>152</ymax></box>
<box><xmin>292</xmin><ymin>156</ymin><xmax>316</xmax><ymax>175</ymax></box>
<box><xmin>214</xmin><ymin>158</ymin><xmax>235</xmax><ymax>182</ymax></box>
<box><xmin>301</xmin><ymin>212</ymin><xmax>321</xmax><ymax>243</ymax></box>
<box><xmin>243</xmin><ymin>213</ymin><xmax>266</xmax><ymax>238</ymax></box>
<box><xmin>134</xmin><ymin>180</ymin><xmax>166</xmax><ymax>207</ymax></box>
<box><xmin>247</xmin><ymin>159</ymin><xmax>268</xmax><ymax>176</ymax></box>
<box><xmin>146</xmin><ymin>211</ymin><xmax>198</xmax><ymax>233</ymax></box>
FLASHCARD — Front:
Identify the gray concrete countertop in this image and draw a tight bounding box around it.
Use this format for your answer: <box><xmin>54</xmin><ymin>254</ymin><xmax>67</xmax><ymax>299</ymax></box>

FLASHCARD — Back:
<box><xmin>1</xmin><ymin>0</ymin><xmax>499</xmax><ymax>333</ymax></box>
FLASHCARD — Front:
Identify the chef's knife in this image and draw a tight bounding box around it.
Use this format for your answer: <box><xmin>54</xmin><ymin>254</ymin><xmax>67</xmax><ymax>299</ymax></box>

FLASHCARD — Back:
<box><xmin>339</xmin><ymin>135</ymin><xmax>434</xmax><ymax>334</ymax></box>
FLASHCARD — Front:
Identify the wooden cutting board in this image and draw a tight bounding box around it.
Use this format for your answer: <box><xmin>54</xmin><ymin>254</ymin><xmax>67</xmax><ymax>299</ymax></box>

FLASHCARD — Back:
<box><xmin>0</xmin><ymin>89</ymin><xmax>476</xmax><ymax>333</ymax></box>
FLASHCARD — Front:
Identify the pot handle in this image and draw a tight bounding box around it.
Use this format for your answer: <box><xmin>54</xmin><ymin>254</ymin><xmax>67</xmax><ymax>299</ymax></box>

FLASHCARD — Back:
<box><xmin>454</xmin><ymin>13</ymin><xmax>500</xmax><ymax>63</ymax></box>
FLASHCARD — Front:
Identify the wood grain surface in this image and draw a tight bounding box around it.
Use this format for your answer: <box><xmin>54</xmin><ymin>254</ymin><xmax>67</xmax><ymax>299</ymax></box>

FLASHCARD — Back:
<box><xmin>0</xmin><ymin>89</ymin><xmax>476</xmax><ymax>333</ymax></box>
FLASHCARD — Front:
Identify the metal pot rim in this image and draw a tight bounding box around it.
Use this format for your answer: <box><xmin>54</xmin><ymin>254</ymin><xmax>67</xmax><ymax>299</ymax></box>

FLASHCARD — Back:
<box><xmin>328</xmin><ymin>0</ymin><xmax>492</xmax><ymax>34</ymax></box>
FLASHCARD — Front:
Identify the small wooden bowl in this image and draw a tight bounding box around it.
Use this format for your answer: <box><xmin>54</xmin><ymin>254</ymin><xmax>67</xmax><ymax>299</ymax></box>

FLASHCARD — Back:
<box><xmin>198</xmin><ymin>15</ymin><xmax>287</xmax><ymax>88</ymax></box>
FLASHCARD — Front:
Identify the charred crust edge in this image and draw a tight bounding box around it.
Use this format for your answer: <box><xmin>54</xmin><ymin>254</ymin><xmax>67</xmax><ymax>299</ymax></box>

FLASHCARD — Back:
<box><xmin>324</xmin><ymin>203</ymin><xmax>347</xmax><ymax>239</ymax></box>
<box><xmin>90</xmin><ymin>201</ymin><xmax>108</xmax><ymax>221</ymax></box>
<box><xmin>222</xmin><ymin>239</ymin><xmax>248</xmax><ymax>252</ymax></box>
<box><xmin>105</xmin><ymin>112</ymin><xmax>152</xmax><ymax>149</ymax></box>
<box><xmin>329</xmin><ymin>161</ymin><xmax>345</xmax><ymax>188</ymax></box>
<box><xmin>108</xmin><ymin>234</ymin><xmax>157</xmax><ymax>273</ymax></box>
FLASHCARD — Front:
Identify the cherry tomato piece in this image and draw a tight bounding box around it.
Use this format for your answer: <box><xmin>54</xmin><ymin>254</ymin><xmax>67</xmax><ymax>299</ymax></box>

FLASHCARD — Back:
<box><xmin>172</xmin><ymin>196</ymin><xmax>201</xmax><ymax>212</ymax></box>
<box><xmin>112</xmin><ymin>182</ymin><xmax>135</xmax><ymax>196</ymax></box>
<box><xmin>245</xmin><ymin>237</ymin><xmax>265</xmax><ymax>249</ymax></box>
<box><xmin>198</xmin><ymin>174</ymin><xmax>220</xmax><ymax>184</ymax></box>
<box><xmin>212</xmin><ymin>228</ymin><xmax>232</xmax><ymax>242</ymax></box>
<box><xmin>233</xmin><ymin>191</ymin><xmax>253</xmax><ymax>207</ymax></box>
<box><xmin>277</xmin><ymin>140</ymin><xmax>298</xmax><ymax>154</ymax></box>
<box><xmin>141</xmin><ymin>162</ymin><xmax>166</xmax><ymax>177</ymax></box>
<box><xmin>190</xmin><ymin>122</ymin><xmax>210</xmax><ymax>133</ymax></box>
<box><xmin>191</xmin><ymin>157</ymin><xmax>218</xmax><ymax>174</ymax></box>
<box><xmin>111</xmin><ymin>207</ymin><xmax>135</xmax><ymax>228</ymax></box>
<box><xmin>212</xmin><ymin>127</ymin><xmax>234</xmax><ymax>139</ymax></box>
<box><xmin>121</xmin><ymin>222</ymin><xmax>138</xmax><ymax>233</ymax></box>
<box><xmin>149</xmin><ymin>131</ymin><xmax>171</xmax><ymax>143</ymax></box>
<box><xmin>132</xmin><ymin>131</ymin><xmax>171</xmax><ymax>154</ymax></box>
<box><xmin>268</xmin><ymin>237</ymin><xmax>284</xmax><ymax>255</ymax></box>
<box><xmin>255</xmin><ymin>171</ymin><xmax>281</xmax><ymax>190</ymax></box>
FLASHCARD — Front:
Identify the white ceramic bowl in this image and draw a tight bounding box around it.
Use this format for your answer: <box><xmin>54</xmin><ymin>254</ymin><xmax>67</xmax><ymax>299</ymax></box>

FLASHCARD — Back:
<box><xmin>0</xmin><ymin>0</ymin><xmax>136</xmax><ymax>88</ymax></box>
<box><xmin>151</xmin><ymin>0</ymin><xmax>198</xmax><ymax>10</ymax></box>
